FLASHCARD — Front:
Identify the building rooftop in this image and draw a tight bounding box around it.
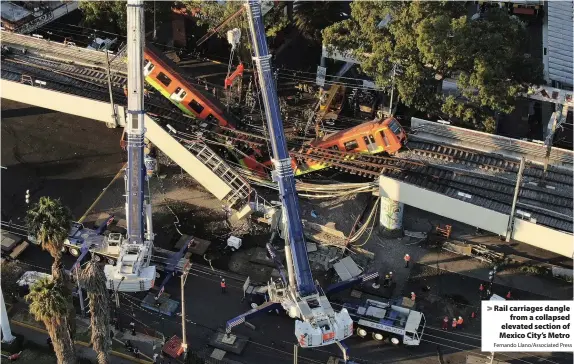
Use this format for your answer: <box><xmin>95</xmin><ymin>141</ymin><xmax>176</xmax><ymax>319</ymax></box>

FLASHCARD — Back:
<box><xmin>0</xmin><ymin>2</ymin><xmax>32</xmax><ymax>24</ymax></box>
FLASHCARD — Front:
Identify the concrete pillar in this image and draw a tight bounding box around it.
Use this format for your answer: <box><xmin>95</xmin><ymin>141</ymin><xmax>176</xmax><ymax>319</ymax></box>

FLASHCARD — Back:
<box><xmin>379</xmin><ymin>196</ymin><xmax>404</xmax><ymax>231</ymax></box>
<box><xmin>1</xmin><ymin>288</ymin><xmax>16</xmax><ymax>343</ymax></box>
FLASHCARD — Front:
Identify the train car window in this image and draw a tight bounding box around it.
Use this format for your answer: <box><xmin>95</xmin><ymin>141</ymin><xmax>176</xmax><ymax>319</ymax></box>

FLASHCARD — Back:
<box><xmin>329</xmin><ymin>145</ymin><xmax>339</xmax><ymax>151</ymax></box>
<box><xmin>363</xmin><ymin>135</ymin><xmax>376</xmax><ymax>145</ymax></box>
<box><xmin>189</xmin><ymin>99</ymin><xmax>204</xmax><ymax>114</ymax></box>
<box><xmin>344</xmin><ymin>140</ymin><xmax>359</xmax><ymax>151</ymax></box>
<box><xmin>144</xmin><ymin>59</ymin><xmax>150</xmax><ymax>67</ymax></box>
<box><xmin>389</xmin><ymin>120</ymin><xmax>402</xmax><ymax>135</ymax></box>
<box><xmin>157</xmin><ymin>72</ymin><xmax>172</xmax><ymax>87</ymax></box>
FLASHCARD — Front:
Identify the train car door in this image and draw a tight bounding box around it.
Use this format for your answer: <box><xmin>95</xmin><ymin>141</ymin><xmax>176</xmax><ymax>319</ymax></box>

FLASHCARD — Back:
<box><xmin>362</xmin><ymin>135</ymin><xmax>378</xmax><ymax>153</ymax></box>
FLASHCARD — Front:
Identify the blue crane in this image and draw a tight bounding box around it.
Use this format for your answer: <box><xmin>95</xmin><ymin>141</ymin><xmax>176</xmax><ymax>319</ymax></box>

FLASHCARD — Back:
<box><xmin>223</xmin><ymin>1</ymin><xmax>368</xmax><ymax>351</ymax></box>
<box><xmin>103</xmin><ymin>0</ymin><xmax>156</xmax><ymax>292</ymax></box>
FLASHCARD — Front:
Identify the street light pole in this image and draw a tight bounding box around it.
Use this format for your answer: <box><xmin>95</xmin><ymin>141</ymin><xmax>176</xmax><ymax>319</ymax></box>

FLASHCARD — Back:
<box><xmin>181</xmin><ymin>262</ymin><xmax>191</xmax><ymax>359</ymax></box>
<box><xmin>505</xmin><ymin>157</ymin><xmax>525</xmax><ymax>242</ymax></box>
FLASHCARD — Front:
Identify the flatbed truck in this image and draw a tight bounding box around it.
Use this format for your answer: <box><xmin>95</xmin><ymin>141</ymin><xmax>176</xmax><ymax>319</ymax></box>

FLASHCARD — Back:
<box><xmin>344</xmin><ymin>298</ymin><xmax>426</xmax><ymax>346</ymax></box>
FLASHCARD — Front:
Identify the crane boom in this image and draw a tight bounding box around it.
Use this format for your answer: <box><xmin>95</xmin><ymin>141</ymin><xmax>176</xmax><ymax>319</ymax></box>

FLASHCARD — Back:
<box><xmin>245</xmin><ymin>0</ymin><xmax>315</xmax><ymax>297</ymax></box>
<box><xmin>104</xmin><ymin>0</ymin><xmax>156</xmax><ymax>292</ymax></box>
<box><xmin>243</xmin><ymin>0</ymin><xmax>353</xmax><ymax>348</ymax></box>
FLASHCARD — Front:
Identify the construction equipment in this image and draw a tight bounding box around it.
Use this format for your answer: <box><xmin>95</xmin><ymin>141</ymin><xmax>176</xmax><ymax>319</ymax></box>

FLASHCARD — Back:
<box><xmin>103</xmin><ymin>0</ymin><xmax>156</xmax><ymax>292</ymax></box>
<box><xmin>344</xmin><ymin>298</ymin><xmax>426</xmax><ymax>346</ymax></box>
<box><xmin>223</xmin><ymin>0</ymin><xmax>356</xmax><ymax>350</ymax></box>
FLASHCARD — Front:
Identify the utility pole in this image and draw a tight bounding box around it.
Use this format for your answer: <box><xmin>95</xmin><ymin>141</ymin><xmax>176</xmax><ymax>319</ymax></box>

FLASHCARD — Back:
<box><xmin>105</xmin><ymin>50</ymin><xmax>118</xmax><ymax>129</ymax></box>
<box><xmin>180</xmin><ymin>262</ymin><xmax>191</xmax><ymax>359</ymax></box>
<box><xmin>75</xmin><ymin>267</ymin><xmax>85</xmax><ymax>317</ymax></box>
<box><xmin>293</xmin><ymin>344</ymin><xmax>298</xmax><ymax>364</ymax></box>
<box><xmin>153</xmin><ymin>1</ymin><xmax>157</xmax><ymax>40</ymax></box>
<box><xmin>388</xmin><ymin>63</ymin><xmax>397</xmax><ymax>116</ymax></box>
<box><xmin>505</xmin><ymin>157</ymin><xmax>525</xmax><ymax>242</ymax></box>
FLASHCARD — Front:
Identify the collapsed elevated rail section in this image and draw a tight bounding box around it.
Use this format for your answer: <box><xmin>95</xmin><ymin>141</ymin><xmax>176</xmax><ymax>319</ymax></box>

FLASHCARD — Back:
<box><xmin>0</xmin><ymin>79</ymin><xmax>252</xmax><ymax>219</ymax></box>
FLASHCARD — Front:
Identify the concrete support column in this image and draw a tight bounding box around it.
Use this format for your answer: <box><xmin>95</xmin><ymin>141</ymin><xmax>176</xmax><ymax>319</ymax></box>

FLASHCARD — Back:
<box><xmin>379</xmin><ymin>196</ymin><xmax>404</xmax><ymax>231</ymax></box>
<box><xmin>1</xmin><ymin>288</ymin><xmax>15</xmax><ymax>343</ymax></box>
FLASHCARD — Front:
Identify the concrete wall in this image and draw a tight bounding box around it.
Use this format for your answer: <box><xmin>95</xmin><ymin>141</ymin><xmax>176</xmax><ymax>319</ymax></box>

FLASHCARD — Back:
<box><xmin>0</xmin><ymin>79</ymin><xmax>232</xmax><ymax>202</ymax></box>
<box><xmin>379</xmin><ymin>176</ymin><xmax>509</xmax><ymax>235</ymax></box>
<box><xmin>379</xmin><ymin>176</ymin><xmax>573</xmax><ymax>258</ymax></box>
<box><xmin>1</xmin><ymin>79</ymin><xmax>126</xmax><ymax>126</ymax></box>
<box><xmin>513</xmin><ymin>219</ymin><xmax>573</xmax><ymax>258</ymax></box>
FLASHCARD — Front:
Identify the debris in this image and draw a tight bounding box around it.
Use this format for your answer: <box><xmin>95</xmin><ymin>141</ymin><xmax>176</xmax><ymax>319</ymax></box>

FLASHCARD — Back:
<box><xmin>333</xmin><ymin>256</ymin><xmax>362</xmax><ymax>281</ymax></box>
<box><xmin>311</xmin><ymin>210</ymin><xmax>319</xmax><ymax>218</ymax></box>
<box><xmin>404</xmin><ymin>230</ymin><xmax>427</xmax><ymax>239</ymax></box>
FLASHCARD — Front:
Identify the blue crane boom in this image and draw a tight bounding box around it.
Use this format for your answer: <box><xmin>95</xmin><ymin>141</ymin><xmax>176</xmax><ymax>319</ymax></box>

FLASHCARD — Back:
<box><xmin>245</xmin><ymin>0</ymin><xmax>315</xmax><ymax>297</ymax></box>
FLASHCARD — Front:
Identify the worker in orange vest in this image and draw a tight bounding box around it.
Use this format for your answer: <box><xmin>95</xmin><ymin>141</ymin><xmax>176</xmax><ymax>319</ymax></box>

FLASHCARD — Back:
<box><xmin>457</xmin><ymin>316</ymin><xmax>464</xmax><ymax>329</ymax></box>
<box><xmin>451</xmin><ymin>318</ymin><xmax>457</xmax><ymax>330</ymax></box>
<box><xmin>404</xmin><ymin>254</ymin><xmax>411</xmax><ymax>268</ymax></box>
<box><xmin>442</xmin><ymin>316</ymin><xmax>449</xmax><ymax>330</ymax></box>
<box><xmin>220</xmin><ymin>278</ymin><xmax>227</xmax><ymax>294</ymax></box>
<box><xmin>410</xmin><ymin>292</ymin><xmax>416</xmax><ymax>302</ymax></box>
<box><xmin>506</xmin><ymin>290</ymin><xmax>512</xmax><ymax>300</ymax></box>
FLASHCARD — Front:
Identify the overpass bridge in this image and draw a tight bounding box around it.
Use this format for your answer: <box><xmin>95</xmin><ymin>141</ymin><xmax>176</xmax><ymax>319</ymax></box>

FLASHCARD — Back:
<box><xmin>1</xmin><ymin>32</ymin><xmax>572</xmax><ymax>258</ymax></box>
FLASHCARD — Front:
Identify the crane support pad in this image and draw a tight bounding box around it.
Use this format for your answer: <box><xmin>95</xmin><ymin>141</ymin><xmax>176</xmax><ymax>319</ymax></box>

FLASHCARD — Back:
<box><xmin>209</xmin><ymin>330</ymin><xmax>249</xmax><ymax>355</ymax></box>
<box><xmin>140</xmin><ymin>292</ymin><xmax>179</xmax><ymax>316</ymax></box>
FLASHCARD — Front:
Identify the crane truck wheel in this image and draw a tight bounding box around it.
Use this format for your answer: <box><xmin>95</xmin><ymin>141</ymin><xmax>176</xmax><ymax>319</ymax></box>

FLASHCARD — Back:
<box><xmin>69</xmin><ymin>247</ymin><xmax>80</xmax><ymax>257</ymax></box>
<box><xmin>356</xmin><ymin>328</ymin><xmax>368</xmax><ymax>338</ymax></box>
<box><xmin>92</xmin><ymin>254</ymin><xmax>102</xmax><ymax>262</ymax></box>
<box><xmin>372</xmin><ymin>332</ymin><xmax>386</xmax><ymax>341</ymax></box>
<box><xmin>390</xmin><ymin>336</ymin><xmax>401</xmax><ymax>345</ymax></box>
<box><xmin>107</xmin><ymin>258</ymin><xmax>116</xmax><ymax>265</ymax></box>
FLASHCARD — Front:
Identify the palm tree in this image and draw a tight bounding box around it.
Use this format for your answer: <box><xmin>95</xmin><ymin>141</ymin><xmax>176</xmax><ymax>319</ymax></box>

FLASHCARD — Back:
<box><xmin>26</xmin><ymin>196</ymin><xmax>72</xmax><ymax>281</ymax></box>
<box><xmin>26</xmin><ymin>196</ymin><xmax>77</xmax><ymax>338</ymax></box>
<box><xmin>26</xmin><ymin>278</ymin><xmax>77</xmax><ymax>364</ymax></box>
<box><xmin>80</xmin><ymin>260</ymin><xmax>111</xmax><ymax>364</ymax></box>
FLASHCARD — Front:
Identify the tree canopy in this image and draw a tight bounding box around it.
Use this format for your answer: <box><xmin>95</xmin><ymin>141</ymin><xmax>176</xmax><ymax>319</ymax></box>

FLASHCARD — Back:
<box><xmin>322</xmin><ymin>2</ymin><xmax>543</xmax><ymax>130</ymax></box>
<box><xmin>79</xmin><ymin>1</ymin><xmax>174</xmax><ymax>34</ymax></box>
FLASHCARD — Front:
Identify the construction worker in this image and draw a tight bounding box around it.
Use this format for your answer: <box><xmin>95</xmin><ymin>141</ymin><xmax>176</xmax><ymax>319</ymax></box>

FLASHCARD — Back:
<box><xmin>442</xmin><ymin>316</ymin><xmax>449</xmax><ymax>330</ymax></box>
<box><xmin>457</xmin><ymin>316</ymin><xmax>464</xmax><ymax>329</ymax></box>
<box><xmin>404</xmin><ymin>254</ymin><xmax>411</xmax><ymax>268</ymax></box>
<box><xmin>479</xmin><ymin>283</ymin><xmax>485</xmax><ymax>299</ymax></box>
<box><xmin>506</xmin><ymin>290</ymin><xmax>512</xmax><ymax>300</ymax></box>
<box><xmin>452</xmin><ymin>318</ymin><xmax>457</xmax><ymax>330</ymax></box>
<box><xmin>382</xmin><ymin>274</ymin><xmax>390</xmax><ymax>288</ymax></box>
<box><xmin>221</xmin><ymin>278</ymin><xmax>227</xmax><ymax>294</ymax></box>
<box><xmin>130</xmin><ymin>321</ymin><xmax>136</xmax><ymax>336</ymax></box>
<box><xmin>410</xmin><ymin>292</ymin><xmax>416</xmax><ymax>302</ymax></box>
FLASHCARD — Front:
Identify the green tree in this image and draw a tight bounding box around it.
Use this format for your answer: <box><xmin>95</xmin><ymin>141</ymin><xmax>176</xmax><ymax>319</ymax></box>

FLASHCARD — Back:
<box><xmin>79</xmin><ymin>1</ymin><xmax>174</xmax><ymax>34</ymax></box>
<box><xmin>292</xmin><ymin>2</ymin><xmax>345</xmax><ymax>43</ymax></box>
<box><xmin>26</xmin><ymin>197</ymin><xmax>72</xmax><ymax>281</ymax></box>
<box><xmin>1</xmin><ymin>261</ymin><xmax>23</xmax><ymax>301</ymax></box>
<box><xmin>322</xmin><ymin>2</ymin><xmax>543</xmax><ymax>129</ymax></box>
<box><xmin>26</xmin><ymin>278</ymin><xmax>77</xmax><ymax>364</ymax></box>
<box><xmin>80</xmin><ymin>261</ymin><xmax>111</xmax><ymax>364</ymax></box>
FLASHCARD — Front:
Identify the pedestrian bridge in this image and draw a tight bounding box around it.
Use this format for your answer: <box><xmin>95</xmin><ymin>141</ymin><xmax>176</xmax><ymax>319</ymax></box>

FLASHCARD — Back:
<box><xmin>0</xmin><ymin>79</ymin><xmax>253</xmax><ymax>219</ymax></box>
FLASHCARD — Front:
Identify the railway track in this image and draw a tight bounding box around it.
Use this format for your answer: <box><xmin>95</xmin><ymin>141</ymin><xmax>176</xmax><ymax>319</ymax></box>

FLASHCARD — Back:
<box><xmin>2</xmin><ymin>58</ymin><xmax>572</xmax><ymax>233</ymax></box>
<box><xmin>406</xmin><ymin>140</ymin><xmax>573</xmax><ymax>189</ymax></box>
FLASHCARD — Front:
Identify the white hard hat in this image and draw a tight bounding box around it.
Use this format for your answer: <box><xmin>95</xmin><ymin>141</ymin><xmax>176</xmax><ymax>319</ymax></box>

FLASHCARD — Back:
<box><xmin>389</xmin><ymin>271</ymin><xmax>393</xmax><ymax>274</ymax></box>
<box><xmin>459</xmin><ymin>316</ymin><xmax>462</xmax><ymax>319</ymax></box>
<box><xmin>222</xmin><ymin>278</ymin><xmax>225</xmax><ymax>282</ymax></box>
<box><xmin>411</xmin><ymin>292</ymin><xmax>414</xmax><ymax>295</ymax></box>
<box><xmin>405</xmin><ymin>254</ymin><xmax>410</xmax><ymax>256</ymax></box>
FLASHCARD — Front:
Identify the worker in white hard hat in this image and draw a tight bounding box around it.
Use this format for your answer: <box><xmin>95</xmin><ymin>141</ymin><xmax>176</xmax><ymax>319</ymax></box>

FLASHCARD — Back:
<box><xmin>220</xmin><ymin>278</ymin><xmax>227</xmax><ymax>294</ymax></box>
<box><xmin>404</xmin><ymin>254</ymin><xmax>411</xmax><ymax>268</ymax></box>
<box><xmin>410</xmin><ymin>292</ymin><xmax>416</xmax><ymax>302</ymax></box>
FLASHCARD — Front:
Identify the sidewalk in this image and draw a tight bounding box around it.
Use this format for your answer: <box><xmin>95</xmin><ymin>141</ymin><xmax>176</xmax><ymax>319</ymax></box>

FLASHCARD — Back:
<box><xmin>7</xmin><ymin>300</ymin><xmax>154</xmax><ymax>364</ymax></box>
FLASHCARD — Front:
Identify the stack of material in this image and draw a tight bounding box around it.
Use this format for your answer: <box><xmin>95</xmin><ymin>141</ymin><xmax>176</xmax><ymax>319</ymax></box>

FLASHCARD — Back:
<box><xmin>302</xmin><ymin>220</ymin><xmax>347</xmax><ymax>247</ymax></box>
